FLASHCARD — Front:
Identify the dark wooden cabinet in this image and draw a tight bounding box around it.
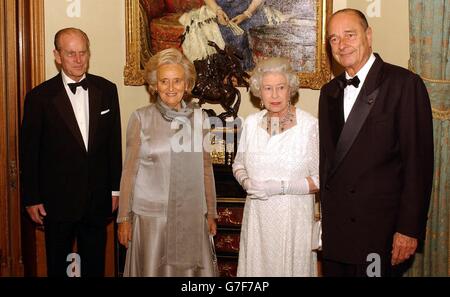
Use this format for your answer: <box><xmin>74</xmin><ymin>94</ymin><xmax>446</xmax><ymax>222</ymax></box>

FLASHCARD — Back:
<box><xmin>213</xmin><ymin>164</ymin><xmax>245</xmax><ymax>277</ymax></box>
<box><xmin>215</xmin><ymin>200</ymin><xmax>243</xmax><ymax>277</ymax></box>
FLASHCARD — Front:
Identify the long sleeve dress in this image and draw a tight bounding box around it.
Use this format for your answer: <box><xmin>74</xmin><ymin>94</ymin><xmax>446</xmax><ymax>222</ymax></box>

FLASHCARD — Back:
<box><xmin>233</xmin><ymin>108</ymin><xmax>319</xmax><ymax>276</ymax></box>
<box><xmin>117</xmin><ymin>104</ymin><xmax>218</xmax><ymax>276</ymax></box>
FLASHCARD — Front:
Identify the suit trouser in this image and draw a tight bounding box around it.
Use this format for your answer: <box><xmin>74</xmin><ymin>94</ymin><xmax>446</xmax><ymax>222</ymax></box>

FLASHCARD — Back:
<box><xmin>322</xmin><ymin>256</ymin><xmax>407</xmax><ymax>277</ymax></box>
<box><xmin>44</xmin><ymin>219</ymin><xmax>106</xmax><ymax>277</ymax></box>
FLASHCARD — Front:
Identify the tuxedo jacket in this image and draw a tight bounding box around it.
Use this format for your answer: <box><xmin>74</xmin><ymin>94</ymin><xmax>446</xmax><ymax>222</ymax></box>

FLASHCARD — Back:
<box><xmin>21</xmin><ymin>73</ymin><xmax>122</xmax><ymax>222</ymax></box>
<box><xmin>318</xmin><ymin>54</ymin><xmax>434</xmax><ymax>264</ymax></box>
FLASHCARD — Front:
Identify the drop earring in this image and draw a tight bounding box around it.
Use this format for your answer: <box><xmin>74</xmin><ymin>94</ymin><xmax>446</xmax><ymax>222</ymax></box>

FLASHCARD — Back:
<box><xmin>260</xmin><ymin>100</ymin><xmax>264</xmax><ymax>109</ymax></box>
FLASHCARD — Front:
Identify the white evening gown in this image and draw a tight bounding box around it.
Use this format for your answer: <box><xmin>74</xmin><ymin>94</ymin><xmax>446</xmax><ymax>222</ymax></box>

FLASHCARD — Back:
<box><xmin>235</xmin><ymin>108</ymin><xmax>319</xmax><ymax>277</ymax></box>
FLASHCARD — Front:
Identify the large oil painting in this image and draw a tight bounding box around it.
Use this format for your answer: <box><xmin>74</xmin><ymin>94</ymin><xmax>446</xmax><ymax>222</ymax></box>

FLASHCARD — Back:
<box><xmin>124</xmin><ymin>0</ymin><xmax>332</xmax><ymax>89</ymax></box>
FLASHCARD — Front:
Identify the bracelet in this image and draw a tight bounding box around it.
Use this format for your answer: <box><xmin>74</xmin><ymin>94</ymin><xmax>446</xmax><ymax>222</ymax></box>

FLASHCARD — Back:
<box><xmin>117</xmin><ymin>216</ymin><xmax>129</xmax><ymax>223</ymax></box>
<box><xmin>243</xmin><ymin>10</ymin><xmax>252</xmax><ymax>19</ymax></box>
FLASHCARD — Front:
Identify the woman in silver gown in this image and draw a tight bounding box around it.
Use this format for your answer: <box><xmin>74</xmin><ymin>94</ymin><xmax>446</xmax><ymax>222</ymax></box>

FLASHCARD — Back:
<box><xmin>117</xmin><ymin>48</ymin><xmax>218</xmax><ymax>276</ymax></box>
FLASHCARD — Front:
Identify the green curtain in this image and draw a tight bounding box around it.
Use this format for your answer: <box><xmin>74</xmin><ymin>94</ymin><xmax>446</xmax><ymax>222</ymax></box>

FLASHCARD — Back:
<box><xmin>408</xmin><ymin>0</ymin><xmax>450</xmax><ymax>276</ymax></box>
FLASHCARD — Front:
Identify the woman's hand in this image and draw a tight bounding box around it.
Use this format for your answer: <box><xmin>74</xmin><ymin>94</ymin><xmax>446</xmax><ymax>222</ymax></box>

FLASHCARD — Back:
<box><xmin>207</xmin><ymin>216</ymin><xmax>217</xmax><ymax>236</ymax></box>
<box><xmin>216</xmin><ymin>9</ymin><xmax>230</xmax><ymax>25</ymax></box>
<box><xmin>306</xmin><ymin>176</ymin><xmax>319</xmax><ymax>194</ymax></box>
<box><xmin>118</xmin><ymin>221</ymin><xmax>132</xmax><ymax>248</ymax></box>
<box><xmin>231</xmin><ymin>14</ymin><xmax>248</xmax><ymax>25</ymax></box>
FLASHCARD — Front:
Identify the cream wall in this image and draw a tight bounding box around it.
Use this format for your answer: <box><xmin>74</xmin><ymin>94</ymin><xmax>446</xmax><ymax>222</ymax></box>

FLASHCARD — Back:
<box><xmin>44</xmin><ymin>0</ymin><xmax>409</xmax><ymax>149</ymax></box>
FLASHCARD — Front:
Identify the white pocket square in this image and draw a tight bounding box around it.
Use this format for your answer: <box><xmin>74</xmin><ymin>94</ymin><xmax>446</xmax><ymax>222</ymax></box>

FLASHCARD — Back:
<box><xmin>100</xmin><ymin>109</ymin><xmax>110</xmax><ymax>115</ymax></box>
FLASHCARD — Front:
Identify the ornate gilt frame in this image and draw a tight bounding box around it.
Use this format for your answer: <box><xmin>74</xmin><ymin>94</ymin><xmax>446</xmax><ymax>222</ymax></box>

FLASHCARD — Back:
<box><xmin>124</xmin><ymin>0</ymin><xmax>332</xmax><ymax>89</ymax></box>
<box><xmin>124</xmin><ymin>0</ymin><xmax>145</xmax><ymax>85</ymax></box>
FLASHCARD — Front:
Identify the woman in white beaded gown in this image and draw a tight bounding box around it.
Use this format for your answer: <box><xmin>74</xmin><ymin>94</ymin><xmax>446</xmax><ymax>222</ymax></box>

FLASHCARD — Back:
<box><xmin>233</xmin><ymin>57</ymin><xmax>320</xmax><ymax>276</ymax></box>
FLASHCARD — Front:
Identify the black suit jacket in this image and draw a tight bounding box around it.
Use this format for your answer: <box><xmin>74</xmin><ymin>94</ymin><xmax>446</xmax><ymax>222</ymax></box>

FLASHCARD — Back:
<box><xmin>318</xmin><ymin>54</ymin><xmax>434</xmax><ymax>264</ymax></box>
<box><xmin>21</xmin><ymin>73</ymin><xmax>122</xmax><ymax>222</ymax></box>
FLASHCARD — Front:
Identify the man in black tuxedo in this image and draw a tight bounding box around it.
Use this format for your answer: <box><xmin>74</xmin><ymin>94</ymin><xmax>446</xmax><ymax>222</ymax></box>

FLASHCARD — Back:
<box><xmin>21</xmin><ymin>28</ymin><xmax>122</xmax><ymax>277</ymax></box>
<box><xmin>318</xmin><ymin>9</ymin><xmax>433</xmax><ymax>276</ymax></box>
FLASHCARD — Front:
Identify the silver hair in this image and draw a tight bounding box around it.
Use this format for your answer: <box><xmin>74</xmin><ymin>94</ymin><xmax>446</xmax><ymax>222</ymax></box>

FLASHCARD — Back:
<box><xmin>249</xmin><ymin>57</ymin><xmax>299</xmax><ymax>98</ymax></box>
<box><xmin>54</xmin><ymin>27</ymin><xmax>90</xmax><ymax>52</ymax></box>
<box><xmin>144</xmin><ymin>48</ymin><xmax>196</xmax><ymax>95</ymax></box>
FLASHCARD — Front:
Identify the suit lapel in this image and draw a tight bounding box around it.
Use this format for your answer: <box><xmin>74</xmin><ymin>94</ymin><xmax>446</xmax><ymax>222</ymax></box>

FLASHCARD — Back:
<box><xmin>52</xmin><ymin>74</ymin><xmax>87</xmax><ymax>153</ymax></box>
<box><xmin>327</xmin><ymin>54</ymin><xmax>384</xmax><ymax>180</ymax></box>
<box><xmin>328</xmin><ymin>74</ymin><xmax>346</xmax><ymax>148</ymax></box>
<box><xmin>87</xmin><ymin>75</ymin><xmax>101</xmax><ymax>153</ymax></box>
<box><xmin>321</xmin><ymin>75</ymin><xmax>345</xmax><ymax>169</ymax></box>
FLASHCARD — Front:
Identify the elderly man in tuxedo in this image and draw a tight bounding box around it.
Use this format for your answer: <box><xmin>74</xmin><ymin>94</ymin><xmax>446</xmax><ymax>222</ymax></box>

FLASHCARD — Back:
<box><xmin>318</xmin><ymin>9</ymin><xmax>433</xmax><ymax>276</ymax></box>
<box><xmin>21</xmin><ymin>27</ymin><xmax>122</xmax><ymax>277</ymax></box>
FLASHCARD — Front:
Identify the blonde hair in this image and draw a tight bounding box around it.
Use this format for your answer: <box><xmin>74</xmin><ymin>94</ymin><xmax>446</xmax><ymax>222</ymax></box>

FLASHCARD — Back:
<box><xmin>144</xmin><ymin>48</ymin><xmax>196</xmax><ymax>95</ymax></box>
<box><xmin>249</xmin><ymin>57</ymin><xmax>299</xmax><ymax>98</ymax></box>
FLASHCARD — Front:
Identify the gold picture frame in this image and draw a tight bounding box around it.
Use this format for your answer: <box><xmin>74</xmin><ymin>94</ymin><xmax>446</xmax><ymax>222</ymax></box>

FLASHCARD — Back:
<box><xmin>124</xmin><ymin>0</ymin><xmax>332</xmax><ymax>89</ymax></box>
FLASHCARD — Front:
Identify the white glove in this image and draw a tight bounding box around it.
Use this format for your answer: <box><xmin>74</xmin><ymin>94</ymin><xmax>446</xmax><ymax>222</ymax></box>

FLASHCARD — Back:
<box><xmin>232</xmin><ymin>163</ymin><xmax>263</xmax><ymax>198</ymax></box>
<box><xmin>285</xmin><ymin>178</ymin><xmax>310</xmax><ymax>195</ymax></box>
<box><xmin>250</xmin><ymin>180</ymin><xmax>282</xmax><ymax>197</ymax></box>
<box><xmin>250</xmin><ymin>178</ymin><xmax>311</xmax><ymax>198</ymax></box>
<box><xmin>246</xmin><ymin>179</ymin><xmax>268</xmax><ymax>200</ymax></box>
<box><xmin>233</xmin><ymin>163</ymin><xmax>250</xmax><ymax>190</ymax></box>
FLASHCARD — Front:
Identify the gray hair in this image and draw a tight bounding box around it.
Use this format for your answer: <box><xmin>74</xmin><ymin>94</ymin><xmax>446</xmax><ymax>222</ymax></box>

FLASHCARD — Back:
<box><xmin>329</xmin><ymin>8</ymin><xmax>369</xmax><ymax>31</ymax></box>
<box><xmin>54</xmin><ymin>27</ymin><xmax>90</xmax><ymax>52</ymax></box>
<box><xmin>144</xmin><ymin>48</ymin><xmax>196</xmax><ymax>95</ymax></box>
<box><xmin>249</xmin><ymin>57</ymin><xmax>299</xmax><ymax>98</ymax></box>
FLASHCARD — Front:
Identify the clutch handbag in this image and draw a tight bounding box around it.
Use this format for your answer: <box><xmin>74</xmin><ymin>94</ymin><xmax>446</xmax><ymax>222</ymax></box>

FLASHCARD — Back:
<box><xmin>312</xmin><ymin>194</ymin><xmax>322</xmax><ymax>251</ymax></box>
<box><xmin>311</xmin><ymin>219</ymin><xmax>322</xmax><ymax>251</ymax></box>
<box><xmin>209</xmin><ymin>235</ymin><xmax>220</xmax><ymax>276</ymax></box>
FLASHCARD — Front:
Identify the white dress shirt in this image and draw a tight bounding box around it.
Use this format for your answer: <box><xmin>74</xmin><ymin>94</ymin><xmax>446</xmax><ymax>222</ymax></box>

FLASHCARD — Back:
<box><xmin>62</xmin><ymin>71</ymin><xmax>120</xmax><ymax>197</ymax></box>
<box><xmin>343</xmin><ymin>53</ymin><xmax>376</xmax><ymax>121</ymax></box>
<box><xmin>62</xmin><ymin>71</ymin><xmax>90</xmax><ymax>150</ymax></box>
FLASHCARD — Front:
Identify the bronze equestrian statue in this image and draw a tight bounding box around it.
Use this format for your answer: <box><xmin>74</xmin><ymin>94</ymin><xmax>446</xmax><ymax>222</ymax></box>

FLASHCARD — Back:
<box><xmin>192</xmin><ymin>41</ymin><xmax>249</xmax><ymax>121</ymax></box>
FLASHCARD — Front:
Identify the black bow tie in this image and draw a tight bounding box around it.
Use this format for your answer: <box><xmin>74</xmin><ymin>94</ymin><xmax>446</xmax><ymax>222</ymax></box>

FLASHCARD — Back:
<box><xmin>68</xmin><ymin>79</ymin><xmax>88</xmax><ymax>94</ymax></box>
<box><xmin>345</xmin><ymin>76</ymin><xmax>360</xmax><ymax>88</ymax></box>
